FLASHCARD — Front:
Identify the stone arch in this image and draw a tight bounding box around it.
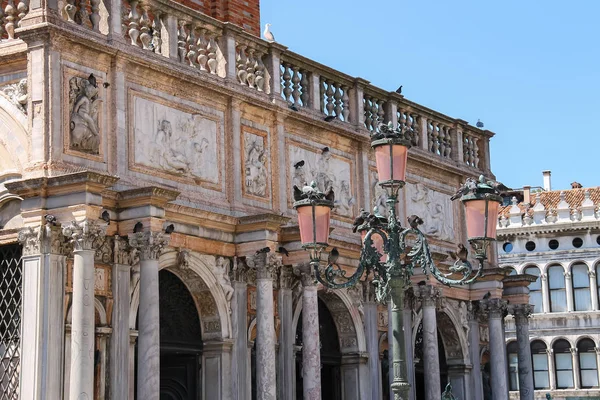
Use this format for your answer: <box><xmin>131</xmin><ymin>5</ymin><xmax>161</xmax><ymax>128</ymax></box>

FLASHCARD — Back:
<box><xmin>549</xmin><ymin>336</ymin><xmax>575</xmax><ymax>348</ymax></box>
<box><xmin>129</xmin><ymin>249</ymin><xmax>232</xmax><ymax>341</ymax></box>
<box><xmin>0</xmin><ymin>196</ymin><xmax>23</xmax><ymax>230</ymax></box>
<box><xmin>437</xmin><ymin>306</ymin><xmax>469</xmax><ymax>364</ymax></box>
<box><xmin>65</xmin><ymin>297</ymin><xmax>108</xmax><ymax>325</ymax></box>
<box><xmin>0</xmin><ymin>96</ymin><xmax>29</xmax><ymax>175</ymax></box>
<box><xmin>567</xmin><ymin>259</ymin><xmax>591</xmax><ymax>272</ymax></box>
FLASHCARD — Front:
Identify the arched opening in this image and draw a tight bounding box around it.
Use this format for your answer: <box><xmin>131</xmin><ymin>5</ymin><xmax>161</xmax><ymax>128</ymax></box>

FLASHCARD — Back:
<box><xmin>295</xmin><ymin>298</ymin><xmax>342</xmax><ymax>399</ymax></box>
<box><xmin>413</xmin><ymin>321</ymin><xmax>448</xmax><ymax>399</ymax></box>
<box><xmin>158</xmin><ymin>270</ymin><xmax>203</xmax><ymax>399</ymax></box>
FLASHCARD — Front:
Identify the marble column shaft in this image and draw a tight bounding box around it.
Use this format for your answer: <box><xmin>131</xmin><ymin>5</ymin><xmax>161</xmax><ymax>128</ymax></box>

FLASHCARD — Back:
<box><xmin>364</xmin><ymin>301</ymin><xmax>381</xmax><ymax>400</ymax></box>
<box><xmin>249</xmin><ymin>253</ymin><xmax>280</xmax><ymax>400</ymax></box>
<box><xmin>278</xmin><ymin>268</ymin><xmax>295</xmax><ymax>400</ymax></box>
<box><xmin>403</xmin><ymin>293</ymin><xmax>416</xmax><ymax>400</ymax></box>
<box><xmin>547</xmin><ymin>349</ymin><xmax>556</xmax><ymax>389</ymax></box>
<box><xmin>590</xmin><ymin>270</ymin><xmax>599</xmax><ymax>311</ymax></box>
<box><xmin>296</xmin><ymin>264</ymin><xmax>321</xmax><ymax>400</ymax></box>
<box><xmin>565</xmin><ymin>272</ymin><xmax>574</xmax><ymax>311</ymax></box>
<box><xmin>541</xmin><ymin>272</ymin><xmax>550</xmax><ymax>313</ymax></box>
<box><xmin>110</xmin><ymin>237</ymin><xmax>133</xmax><ymax>400</ymax></box>
<box><xmin>419</xmin><ymin>285</ymin><xmax>441</xmax><ymax>400</ymax></box>
<box><xmin>485</xmin><ymin>299</ymin><xmax>509</xmax><ymax>400</ymax></box>
<box><xmin>572</xmin><ymin>348</ymin><xmax>581</xmax><ymax>389</ymax></box>
<box><xmin>129</xmin><ymin>231</ymin><xmax>168</xmax><ymax>400</ymax></box>
<box><xmin>18</xmin><ymin>225</ymin><xmax>68</xmax><ymax>400</ymax></box>
<box><xmin>467</xmin><ymin>302</ymin><xmax>483</xmax><ymax>400</ymax></box>
<box><xmin>513</xmin><ymin>304</ymin><xmax>534</xmax><ymax>400</ymax></box>
<box><xmin>231</xmin><ymin>276</ymin><xmax>248</xmax><ymax>400</ymax></box>
<box><xmin>63</xmin><ymin>220</ymin><xmax>106</xmax><ymax>400</ymax></box>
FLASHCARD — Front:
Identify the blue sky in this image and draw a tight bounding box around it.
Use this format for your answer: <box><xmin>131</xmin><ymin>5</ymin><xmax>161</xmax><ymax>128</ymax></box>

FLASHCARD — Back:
<box><xmin>260</xmin><ymin>1</ymin><xmax>598</xmax><ymax>191</ymax></box>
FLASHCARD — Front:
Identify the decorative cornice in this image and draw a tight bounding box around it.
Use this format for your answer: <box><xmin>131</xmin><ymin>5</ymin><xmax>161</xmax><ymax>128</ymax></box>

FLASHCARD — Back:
<box><xmin>116</xmin><ymin>186</ymin><xmax>180</xmax><ymax>209</ymax></box>
<box><xmin>62</xmin><ymin>219</ymin><xmax>107</xmax><ymax>252</ymax></box>
<box><xmin>128</xmin><ymin>231</ymin><xmax>169</xmax><ymax>261</ymax></box>
<box><xmin>5</xmin><ymin>171</ymin><xmax>119</xmax><ymax>199</ymax></box>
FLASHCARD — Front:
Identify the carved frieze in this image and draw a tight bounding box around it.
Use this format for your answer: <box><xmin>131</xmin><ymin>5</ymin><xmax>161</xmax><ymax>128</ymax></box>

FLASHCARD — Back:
<box><xmin>68</xmin><ymin>74</ymin><xmax>101</xmax><ymax>154</ymax></box>
<box><xmin>0</xmin><ymin>78</ymin><xmax>27</xmax><ymax>114</ymax></box>
<box><xmin>289</xmin><ymin>142</ymin><xmax>355</xmax><ymax>218</ymax></box>
<box><xmin>243</xmin><ymin>130</ymin><xmax>269</xmax><ymax>198</ymax></box>
<box><xmin>132</xmin><ymin>95</ymin><xmax>219</xmax><ymax>183</ymax></box>
<box><xmin>406</xmin><ymin>183</ymin><xmax>454</xmax><ymax>242</ymax></box>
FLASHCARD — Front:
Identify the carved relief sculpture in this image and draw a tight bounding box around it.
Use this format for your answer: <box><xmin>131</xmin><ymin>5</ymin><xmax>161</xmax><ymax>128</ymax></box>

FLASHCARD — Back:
<box><xmin>69</xmin><ymin>74</ymin><xmax>101</xmax><ymax>154</ymax></box>
<box><xmin>213</xmin><ymin>256</ymin><xmax>234</xmax><ymax>303</ymax></box>
<box><xmin>406</xmin><ymin>183</ymin><xmax>454</xmax><ymax>241</ymax></box>
<box><xmin>244</xmin><ymin>133</ymin><xmax>268</xmax><ymax>197</ymax></box>
<box><xmin>0</xmin><ymin>78</ymin><xmax>27</xmax><ymax>114</ymax></box>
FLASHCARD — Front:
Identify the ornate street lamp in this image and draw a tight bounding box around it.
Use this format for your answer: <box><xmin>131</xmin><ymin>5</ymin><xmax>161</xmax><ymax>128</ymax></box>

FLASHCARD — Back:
<box><xmin>292</xmin><ymin>121</ymin><xmax>506</xmax><ymax>400</ymax></box>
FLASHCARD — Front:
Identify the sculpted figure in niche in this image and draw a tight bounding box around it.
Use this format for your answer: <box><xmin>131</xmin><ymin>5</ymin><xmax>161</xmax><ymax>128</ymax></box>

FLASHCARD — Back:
<box><xmin>69</xmin><ymin>74</ymin><xmax>101</xmax><ymax>154</ymax></box>
<box><xmin>0</xmin><ymin>78</ymin><xmax>27</xmax><ymax>114</ymax></box>
<box><xmin>315</xmin><ymin>148</ymin><xmax>335</xmax><ymax>192</ymax></box>
<box><xmin>244</xmin><ymin>136</ymin><xmax>268</xmax><ymax>197</ymax></box>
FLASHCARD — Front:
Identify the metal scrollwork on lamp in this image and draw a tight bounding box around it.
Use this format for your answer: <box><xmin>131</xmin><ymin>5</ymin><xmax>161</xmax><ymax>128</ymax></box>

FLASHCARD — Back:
<box><xmin>292</xmin><ymin>120</ymin><xmax>507</xmax><ymax>400</ymax></box>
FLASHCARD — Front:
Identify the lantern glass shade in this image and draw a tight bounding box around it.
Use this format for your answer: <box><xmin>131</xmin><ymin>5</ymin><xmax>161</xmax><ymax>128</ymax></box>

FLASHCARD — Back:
<box><xmin>297</xmin><ymin>204</ymin><xmax>331</xmax><ymax>246</ymax></box>
<box><xmin>361</xmin><ymin>230</ymin><xmax>386</xmax><ymax>262</ymax></box>
<box><xmin>375</xmin><ymin>144</ymin><xmax>408</xmax><ymax>183</ymax></box>
<box><xmin>465</xmin><ymin>199</ymin><xmax>500</xmax><ymax>240</ymax></box>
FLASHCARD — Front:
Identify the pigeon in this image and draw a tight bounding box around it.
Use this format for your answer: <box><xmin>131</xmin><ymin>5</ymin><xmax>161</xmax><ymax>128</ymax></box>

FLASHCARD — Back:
<box><xmin>103</xmin><ymin>82</ymin><xmax>110</xmax><ymax>88</ymax></box>
<box><xmin>324</xmin><ymin>115</ymin><xmax>336</xmax><ymax>122</ymax></box>
<box><xmin>263</xmin><ymin>23</ymin><xmax>275</xmax><ymax>42</ymax></box>
<box><xmin>476</xmin><ymin>119</ymin><xmax>484</xmax><ymax>128</ymax></box>
<box><xmin>277</xmin><ymin>246</ymin><xmax>289</xmax><ymax>257</ymax></box>
<box><xmin>100</xmin><ymin>210</ymin><xmax>110</xmax><ymax>224</ymax></box>
<box><xmin>293</xmin><ymin>185</ymin><xmax>304</xmax><ymax>201</ymax></box>
<box><xmin>407</xmin><ymin>215</ymin><xmax>423</xmax><ymax>229</ymax></box>
<box><xmin>133</xmin><ymin>222</ymin><xmax>144</xmax><ymax>233</ymax></box>
<box><xmin>482</xmin><ymin>291</ymin><xmax>491</xmax><ymax>300</ymax></box>
<box><xmin>88</xmin><ymin>74</ymin><xmax>97</xmax><ymax>88</ymax></box>
<box><xmin>44</xmin><ymin>214</ymin><xmax>57</xmax><ymax>226</ymax></box>
<box><xmin>294</xmin><ymin>160</ymin><xmax>305</xmax><ymax>169</ymax></box>
<box><xmin>448</xmin><ymin>244</ymin><xmax>469</xmax><ymax>262</ymax></box>
<box><xmin>352</xmin><ymin>208</ymin><xmax>370</xmax><ymax>233</ymax></box>
<box><xmin>485</xmin><ymin>178</ymin><xmax>511</xmax><ymax>195</ymax></box>
<box><xmin>288</xmin><ymin>103</ymin><xmax>299</xmax><ymax>112</ymax></box>
<box><xmin>302</xmin><ymin>181</ymin><xmax>318</xmax><ymax>196</ymax></box>
<box><xmin>450</xmin><ymin>177</ymin><xmax>478</xmax><ymax>201</ymax></box>
<box><xmin>164</xmin><ymin>224</ymin><xmax>175</xmax><ymax>234</ymax></box>
<box><xmin>396</xmin><ymin>85</ymin><xmax>402</xmax><ymax>94</ymax></box>
<box><xmin>328</xmin><ymin>247</ymin><xmax>339</xmax><ymax>264</ymax></box>
<box><xmin>324</xmin><ymin>186</ymin><xmax>335</xmax><ymax>203</ymax></box>
<box><xmin>256</xmin><ymin>247</ymin><xmax>271</xmax><ymax>254</ymax></box>
<box><xmin>322</xmin><ymin>146</ymin><xmax>329</xmax><ymax>154</ymax></box>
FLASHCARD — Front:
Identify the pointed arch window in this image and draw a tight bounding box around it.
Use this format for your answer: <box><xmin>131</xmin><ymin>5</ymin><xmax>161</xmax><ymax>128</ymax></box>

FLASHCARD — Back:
<box><xmin>548</xmin><ymin>265</ymin><xmax>567</xmax><ymax>312</ymax></box>
<box><xmin>572</xmin><ymin>263</ymin><xmax>591</xmax><ymax>311</ymax></box>
<box><xmin>577</xmin><ymin>338</ymin><xmax>599</xmax><ymax>388</ymax></box>
<box><xmin>524</xmin><ymin>266</ymin><xmax>542</xmax><ymax>313</ymax></box>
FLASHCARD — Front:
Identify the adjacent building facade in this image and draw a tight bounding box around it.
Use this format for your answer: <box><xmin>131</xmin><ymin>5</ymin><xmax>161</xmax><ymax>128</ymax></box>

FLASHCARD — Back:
<box><xmin>0</xmin><ymin>0</ymin><xmax>533</xmax><ymax>399</ymax></box>
<box><xmin>498</xmin><ymin>173</ymin><xmax>600</xmax><ymax>400</ymax></box>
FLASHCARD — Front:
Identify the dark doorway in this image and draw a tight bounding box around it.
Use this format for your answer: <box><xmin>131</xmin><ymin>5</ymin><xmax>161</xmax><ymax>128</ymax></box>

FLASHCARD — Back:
<box><xmin>295</xmin><ymin>298</ymin><xmax>342</xmax><ymax>399</ymax></box>
<box><xmin>158</xmin><ymin>270</ymin><xmax>203</xmax><ymax>400</ymax></box>
<box><xmin>414</xmin><ymin>322</ymin><xmax>448</xmax><ymax>400</ymax></box>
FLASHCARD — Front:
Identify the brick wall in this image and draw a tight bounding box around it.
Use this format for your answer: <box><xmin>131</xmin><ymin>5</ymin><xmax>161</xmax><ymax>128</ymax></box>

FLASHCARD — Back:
<box><xmin>178</xmin><ymin>0</ymin><xmax>261</xmax><ymax>37</ymax></box>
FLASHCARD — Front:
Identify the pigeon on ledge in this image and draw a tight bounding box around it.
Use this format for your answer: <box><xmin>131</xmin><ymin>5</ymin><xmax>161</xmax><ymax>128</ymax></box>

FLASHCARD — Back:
<box><xmin>263</xmin><ymin>23</ymin><xmax>275</xmax><ymax>42</ymax></box>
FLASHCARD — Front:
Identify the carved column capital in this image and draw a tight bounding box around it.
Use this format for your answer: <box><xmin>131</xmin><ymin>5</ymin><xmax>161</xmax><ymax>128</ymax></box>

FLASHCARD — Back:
<box><xmin>545</xmin><ymin>348</ymin><xmax>553</xmax><ymax>356</ymax></box>
<box><xmin>594</xmin><ymin>347</ymin><xmax>600</xmax><ymax>356</ymax></box>
<box><xmin>114</xmin><ymin>235</ymin><xmax>138</xmax><ymax>266</ymax></box>
<box><xmin>417</xmin><ymin>284</ymin><xmax>441</xmax><ymax>308</ymax></box>
<box><xmin>278</xmin><ymin>266</ymin><xmax>297</xmax><ymax>290</ymax></box>
<box><xmin>62</xmin><ymin>219</ymin><xmax>107</xmax><ymax>252</ymax></box>
<box><xmin>404</xmin><ymin>287</ymin><xmax>416</xmax><ymax>310</ymax></box>
<box><xmin>19</xmin><ymin>224</ymin><xmax>69</xmax><ymax>256</ymax></box>
<box><xmin>128</xmin><ymin>231</ymin><xmax>169</xmax><ymax>261</ymax></box>
<box><xmin>293</xmin><ymin>263</ymin><xmax>316</xmax><ymax>287</ymax></box>
<box><xmin>247</xmin><ymin>252</ymin><xmax>282</xmax><ymax>280</ymax></box>
<box><xmin>230</xmin><ymin>257</ymin><xmax>251</xmax><ymax>283</ymax></box>
<box><xmin>570</xmin><ymin>348</ymin><xmax>578</xmax><ymax>356</ymax></box>
<box><xmin>482</xmin><ymin>298</ymin><xmax>508</xmax><ymax>319</ymax></box>
<box><xmin>510</xmin><ymin>303</ymin><xmax>534</xmax><ymax>323</ymax></box>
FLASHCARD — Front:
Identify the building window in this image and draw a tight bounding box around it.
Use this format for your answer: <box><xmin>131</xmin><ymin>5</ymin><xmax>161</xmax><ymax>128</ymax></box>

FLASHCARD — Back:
<box><xmin>531</xmin><ymin>340</ymin><xmax>549</xmax><ymax>389</ymax></box>
<box><xmin>573</xmin><ymin>237</ymin><xmax>584</xmax><ymax>248</ymax></box>
<box><xmin>548</xmin><ymin>265</ymin><xmax>567</xmax><ymax>312</ymax></box>
<box><xmin>597</xmin><ymin>264</ymin><xmax>600</xmax><ymax>311</ymax></box>
<box><xmin>507</xmin><ymin>341</ymin><xmax>519</xmax><ymax>391</ymax></box>
<box><xmin>525</xmin><ymin>241</ymin><xmax>536</xmax><ymax>251</ymax></box>
<box><xmin>549</xmin><ymin>239</ymin><xmax>559</xmax><ymax>250</ymax></box>
<box><xmin>578</xmin><ymin>339</ymin><xmax>599</xmax><ymax>388</ymax></box>
<box><xmin>524</xmin><ymin>266</ymin><xmax>543</xmax><ymax>313</ymax></box>
<box><xmin>503</xmin><ymin>242</ymin><xmax>513</xmax><ymax>253</ymax></box>
<box><xmin>572</xmin><ymin>263</ymin><xmax>591</xmax><ymax>311</ymax></box>
<box><xmin>553</xmin><ymin>339</ymin><xmax>574</xmax><ymax>389</ymax></box>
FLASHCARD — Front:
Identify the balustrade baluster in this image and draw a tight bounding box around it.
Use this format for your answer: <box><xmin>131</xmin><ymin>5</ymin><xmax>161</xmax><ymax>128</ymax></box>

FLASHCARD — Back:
<box><xmin>186</xmin><ymin>26</ymin><xmax>197</xmax><ymax>66</ymax></box>
<box><xmin>333</xmin><ymin>83</ymin><xmax>342</xmax><ymax>120</ymax></box>
<box><xmin>16</xmin><ymin>0</ymin><xmax>27</xmax><ymax>28</ymax></box>
<box><xmin>325</xmin><ymin>80</ymin><xmax>334</xmax><ymax>116</ymax></box>
<box><xmin>75</xmin><ymin>0</ymin><xmax>87</xmax><ymax>26</ymax></box>
<box><xmin>151</xmin><ymin>14</ymin><xmax>162</xmax><ymax>54</ymax></box>
<box><xmin>5</xmin><ymin>0</ymin><xmax>16</xmax><ymax>39</ymax></box>
<box><xmin>196</xmin><ymin>29</ymin><xmax>208</xmax><ymax>70</ymax></box>
<box><xmin>320</xmin><ymin>79</ymin><xmax>326</xmax><ymax>114</ymax></box>
<box><xmin>236</xmin><ymin>45</ymin><xmax>247</xmax><ymax>84</ymax></box>
<box><xmin>138</xmin><ymin>6</ymin><xmax>152</xmax><ymax>49</ymax></box>
<box><xmin>300</xmin><ymin>70</ymin><xmax>309</xmax><ymax>106</ymax></box>
<box><xmin>245</xmin><ymin>48</ymin><xmax>256</xmax><ymax>88</ymax></box>
<box><xmin>473</xmin><ymin>139</ymin><xmax>480</xmax><ymax>167</ymax></box>
<box><xmin>206</xmin><ymin>34</ymin><xmax>218</xmax><ymax>74</ymax></box>
<box><xmin>177</xmin><ymin>21</ymin><xmax>187</xmax><ymax>62</ymax></box>
<box><xmin>281</xmin><ymin>63</ymin><xmax>292</xmax><ymax>102</ymax></box>
<box><xmin>0</xmin><ymin>8</ymin><xmax>5</xmax><ymax>39</ymax></box>
<box><xmin>255</xmin><ymin>51</ymin><xmax>265</xmax><ymax>92</ymax></box>
<box><xmin>438</xmin><ymin>124</ymin><xmax>446</xmax><ymax>156</ymax></box>
<box><xmin>89</xmin><ymin>0</ymin><xmax>99</xmax><ymax>31</ymax></box>
<box><xmin>376</xmin><ymin>99</ymin><xmax>385</xmax><ymax>126</ymax></box>
<box><xmin>291</xmin><ymin>66</ymin><xmax>300</xmax><ymax>106</ymax></box>
<box><xmin>364</xmin><ymin>95</ymin><xmax>372</xmax><ymax>130</ymax></box>
<box><xmin>128</xmin><ymin>1</ymin><xmax>140</xmax><ymax>46</ymax></box>
<box><xmin>341</xmin><ymin>85</ymin><xmax>349</xmax><ymax>121</ymax></box>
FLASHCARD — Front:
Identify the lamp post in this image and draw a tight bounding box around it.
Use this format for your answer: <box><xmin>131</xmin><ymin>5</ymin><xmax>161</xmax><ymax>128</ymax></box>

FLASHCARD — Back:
<box><xmin>292</xmin><ymin>121</ymin><xmax>505</xmax><ymax>400</ymax></box>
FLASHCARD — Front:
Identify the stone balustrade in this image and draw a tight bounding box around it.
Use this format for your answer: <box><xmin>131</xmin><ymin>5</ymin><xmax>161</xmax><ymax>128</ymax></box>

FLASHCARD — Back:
<box><xmin>4</xmin><ymin>0</ymin><xmax>492</xmax><ymax>173</ymax></box>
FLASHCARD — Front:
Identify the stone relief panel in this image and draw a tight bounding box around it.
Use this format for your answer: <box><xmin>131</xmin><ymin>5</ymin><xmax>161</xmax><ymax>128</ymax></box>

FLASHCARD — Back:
<box><xmin>0</xmin><ymin>78</ymin><xmax>27</xmax><ymax>114</ymax></box>
<box><xmin>288</xmin><ymin>141</ymin><xmax>356</xmax><ymax>218</ymax></box>
<box><xmin>132</xmin><ymin>95</ymin><xmax>219</xmax><ymax>184</ymax></box>
<box><xmin>406</xmin><ymin>182</ymin><xmax>454</xmax><ymax>241</ymax></box>
<box><xmin>243</xmin><ymin>129</ymin><xmax>269</xmax><ymax>199</ymax></box>
<box><xmin>68</xmin><ymin>74</ymin><xmax>101</xmax><ymax>154</ymax></box>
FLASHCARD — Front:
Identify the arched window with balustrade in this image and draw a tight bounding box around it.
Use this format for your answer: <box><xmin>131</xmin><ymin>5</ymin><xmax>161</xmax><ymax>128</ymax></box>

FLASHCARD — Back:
<box><xmin>577</xmin><ymin>338</ymin><xmax>599</xmax><ymax>388</ymax></box>
<box><xmin>524</xmin><ymin>266</ymin><xmax>543</xmax><ymax>313</ymax></box>
<box><xmin>507</xmin><ymin>341</ymin><xmax>519</xmax><ymax>391</ymax></box>
<box><xmin>531</xmin><ymin>340</ymin><xmax>549</xmax><ymax>389</ymax></box>
<box><xmin>572</xmin><ymin>263</ymin><xmax>591</xmax><ymax>311</ymax></box>
<box><xmin>548</xmin><ymin>265</ymin><xmax>567</xmax><ymax>312</ymax></box>
<box><xmin>553</xmin><ymin>339</ymin><xmax>574</xmax><ymax>389</ymax></box>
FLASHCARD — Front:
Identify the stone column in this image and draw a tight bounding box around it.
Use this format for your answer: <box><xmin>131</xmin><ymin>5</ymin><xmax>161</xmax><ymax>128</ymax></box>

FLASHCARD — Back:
<box><xmin>403</xmin><ymin>290</ymin><xmax>416</xmax><ymax>400</ymax></box>
<box><xmin>231</xmin><ymin>258</ymin><xmax>249</xmax><ymax>400</ymax></box>
<box><xmin>17</xmin><ymin>224</ymin><xmax>68</xmax><ymax>400</ymax></box>
<box><xmin>541</xmin><ymin>272</ymin><xmax>550</xmax><ymax>313</ymax></box>
<box><xmin>595</xmin><ymin>348</ymin><xmax>600</xmax><ymax>386</ymax></box>
<box><xmin>63</xmin><ymin>219</ymin><xmax>106</xmax><ymax>400</ymax></box>
<box><xmin>565</xmin><ymin>270</ymin><xmax>574</xmax><ymax>312</ymax></box>
<box><xmin>547</xmin><ymin>349</ymin><xmax>556</xmax><ymax>390</ymax></box>
<box><xmin>484</xmin><ymin>298</ymin><xmax>509</xmax><ymax>400</ymax></box>
<box><xmin>294</xmin><ymin>263</ymin><xmax>321</xmax><ymax>400</ymax></box>
<box><xmin>129</xmin><ymin>231</ymin><xmax>169</xmax><ymax>400</ymax></box>
<box><xmin>572</xmin><ymin>348</ymin><xmax>581</xmax><ymax>390</ymax></box>
<box><xmin>590</xmin><ymin>269</ymin><xmax>599</xmax><ymax>311</ymax></box>
<box><xmin>110</xmin><ymin>236</ymin><xmax>134</xmax><ymax>400</ymax></box>
<box><xmin>278</xmin><ymin>267</ymin><xmax>296</xmax><ymax>400</ymax></box>
<box><xmin>248</xmin><ymin>252</ymin><xmax>282</xmax><ymax>400</ymax></box>
<box><xmin>417</xmin><ymin>285</ymin><xmax>441</xmax><ymax>400</ymax></box>
<box><xmin>512</xmin><ymin>304</ymin><xmax>534</xmax><ymax>400</ymax></box>
<box><xmin>468</xmin><ymin>302</ymin><xmax>483</xmax><ymax>400</ymax></box>
<box><xmin>363</xmin><ymin>281</ymin><xmax>382</xmax><ymax>400</ymax></box>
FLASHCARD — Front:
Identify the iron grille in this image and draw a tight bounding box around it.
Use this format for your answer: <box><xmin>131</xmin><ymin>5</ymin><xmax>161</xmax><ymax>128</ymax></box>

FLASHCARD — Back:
<box><xmin>0</xmin><ymin>244</ymin><xmax>22</xmax><ymax>400</ymax></box>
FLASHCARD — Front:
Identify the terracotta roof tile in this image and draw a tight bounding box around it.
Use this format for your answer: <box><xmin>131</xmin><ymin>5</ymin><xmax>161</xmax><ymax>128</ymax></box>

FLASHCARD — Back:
<box><xmin>499</xmin><ymin>187</ymin><xmax>600</xmax><ymax>218</ymax></box>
